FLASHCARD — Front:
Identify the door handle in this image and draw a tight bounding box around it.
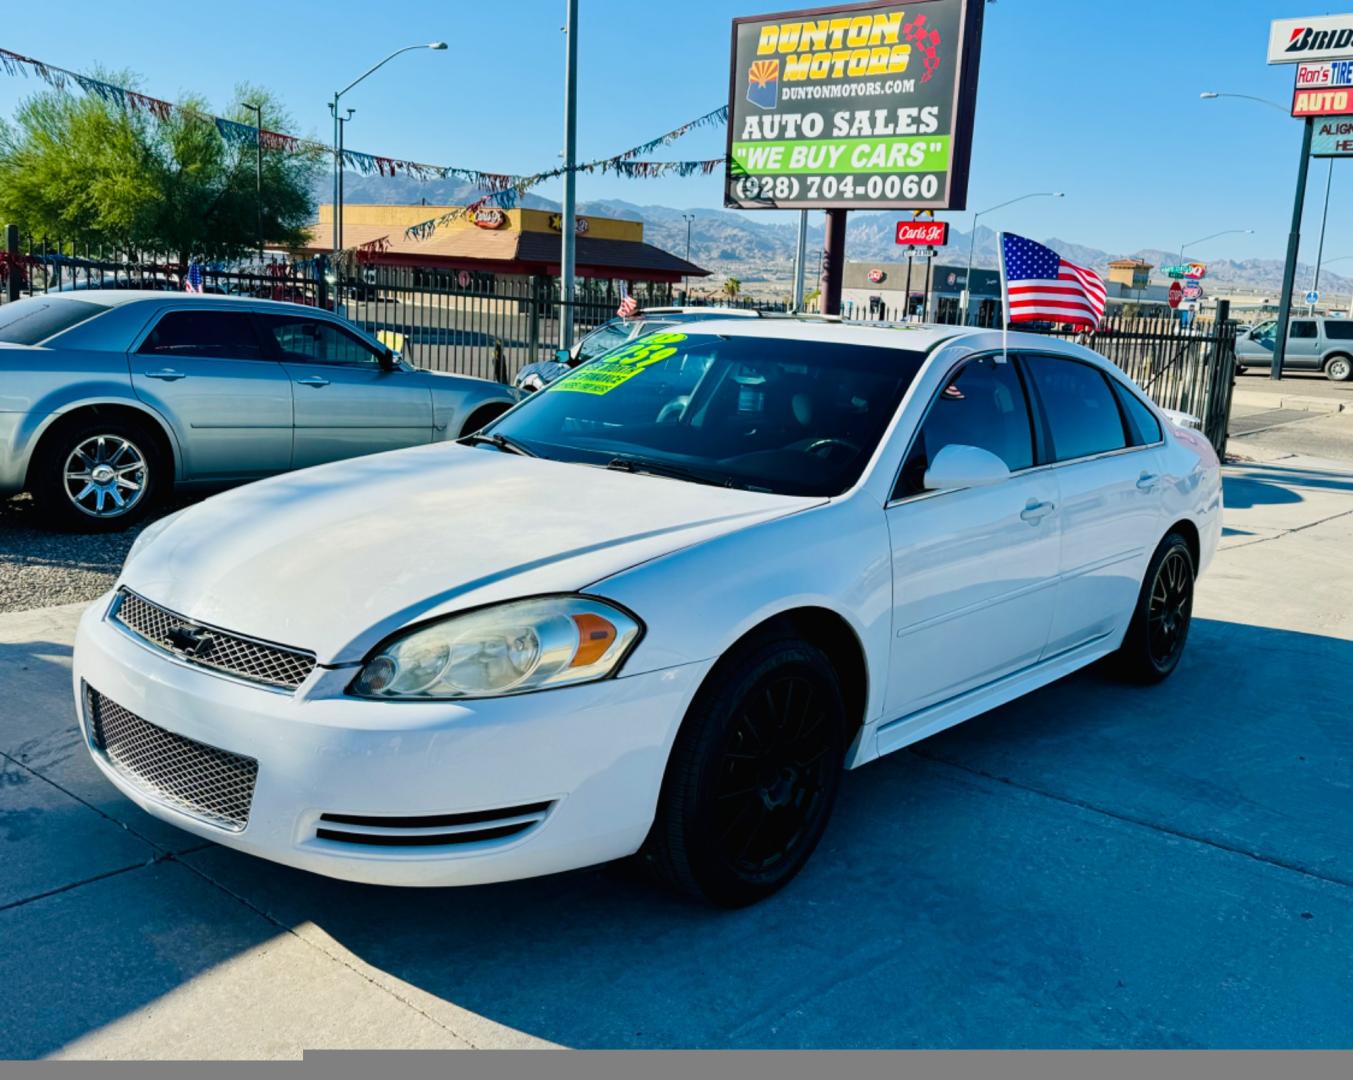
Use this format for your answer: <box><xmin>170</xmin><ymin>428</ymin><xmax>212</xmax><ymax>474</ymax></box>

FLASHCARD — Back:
<box><xmin>296</xmin><ymin>376</ymin><xmax>330</xmax><ymax>388</ymax></box>
<box><xmin>1020</xmin><ymin>499</ymin><xmax>1056</xmax><ymax>525</ymax></box>
<box><xmin>1136</xmin><ymin>472</ymin><xmax>1160</xmax><ymax>492</ymax></box>
<box><xmin>144</xmin><ymin>368</ymin><xmax>186</xmax><ymax>381</ymax></box>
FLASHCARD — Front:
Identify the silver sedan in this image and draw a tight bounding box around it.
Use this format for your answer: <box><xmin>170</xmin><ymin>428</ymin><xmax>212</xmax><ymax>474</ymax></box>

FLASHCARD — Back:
<box><xmin>0</xmin><ymin>292</ymin><xmax>518</xmax><ymax>530</ymax></box>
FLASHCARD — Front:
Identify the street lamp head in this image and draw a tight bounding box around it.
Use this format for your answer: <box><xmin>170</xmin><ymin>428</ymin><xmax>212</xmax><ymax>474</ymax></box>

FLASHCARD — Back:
<box><xmin>428</xmin><ymin>41</ymin><xmax>448</xmax><ymax>50</ymax></box>
<box><xmin>1200</xmin><ymin>91</ymin><xmax>1219</xmax><ymax>99</ymax></box>
<box><xmin>1052</xmin><ymin>192</ymin><xmax>1065</xmax><ymax>198</ymax></box>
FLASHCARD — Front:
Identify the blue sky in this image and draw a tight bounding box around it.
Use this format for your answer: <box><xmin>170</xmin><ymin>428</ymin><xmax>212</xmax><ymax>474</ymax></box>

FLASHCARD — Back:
<box><xmin>0</xmin><ymin>0</ymin><xmax>1345</xmax><ymax>265</ymax></box>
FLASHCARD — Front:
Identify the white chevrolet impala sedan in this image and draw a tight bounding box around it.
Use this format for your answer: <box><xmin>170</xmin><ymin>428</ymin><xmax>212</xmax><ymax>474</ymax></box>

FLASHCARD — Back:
<box><xmin>73</xmin><ymin>321</ymin><xmax>1221</xmax><ymax>906</ymax></box>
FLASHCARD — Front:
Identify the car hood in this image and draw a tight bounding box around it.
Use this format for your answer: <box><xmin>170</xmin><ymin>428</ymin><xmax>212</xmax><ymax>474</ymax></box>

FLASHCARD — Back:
<box><xmin>120</xmin><ymin>443</ymin><xmax>818</xmax><ymax>664</ymax></box>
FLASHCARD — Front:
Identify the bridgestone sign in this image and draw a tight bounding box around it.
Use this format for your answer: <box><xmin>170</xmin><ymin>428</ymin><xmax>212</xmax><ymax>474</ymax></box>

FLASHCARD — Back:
<box><xmin>725</xmin><ymin>0</ymin><xmax>985</xmax><ymax>211</ymax></box>
<box><xmin>1269</xmin><ymin>15</ymin><xmax>1353</xmax><ymax>65</ymax></box>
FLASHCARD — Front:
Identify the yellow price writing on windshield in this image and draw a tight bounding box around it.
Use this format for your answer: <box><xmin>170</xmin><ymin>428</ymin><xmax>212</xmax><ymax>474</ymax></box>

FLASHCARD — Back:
<box><xmin>550</xmin><ymin>332</ymin><xmax>687</xmax><ymax>395</ymax></box>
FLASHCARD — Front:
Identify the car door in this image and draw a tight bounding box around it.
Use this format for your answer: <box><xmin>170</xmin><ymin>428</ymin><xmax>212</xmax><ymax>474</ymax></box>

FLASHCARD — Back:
<box><xmin>254</xmin><ymin>312</ymin><xmax>433</xmax><ymax>469</ymax></box>
<box><xmin>1287</xmin><ymin>319</ymin><xmax>1322</xmax><ymax>370</ymax></box>
<box><xmin>1020</xmin><ymin>353</ymin><xmax>1168</xmax><ymax>658</ymax></box>
<box><xmin>129</xmin><ymin>307</ymin><xmax>293</xmax><ymax>480</ymax></box>
<box><xmin>883</xmin><ymin>353</ymin><xmax>1060</xmax><ymax>719</ymax></box>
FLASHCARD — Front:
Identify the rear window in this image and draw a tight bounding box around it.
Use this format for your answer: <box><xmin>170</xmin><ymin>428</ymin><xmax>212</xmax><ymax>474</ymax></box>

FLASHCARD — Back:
<box><xmin>0</xmin><ymin>298</ymin><xmax>109</xmax><ymax>345</ymax></box>
<box><xmin>1325</xmin><ymin>320</ymin><xmax>1353</xmax><ymax>341</ymax></box>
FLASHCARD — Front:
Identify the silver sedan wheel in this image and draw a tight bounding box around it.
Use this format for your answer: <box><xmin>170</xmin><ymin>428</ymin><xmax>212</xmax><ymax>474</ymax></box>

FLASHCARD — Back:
<box><xmin>63</xmin><ymin>435</ymin><xmax>148</xmax><ymax>518</ymax></box>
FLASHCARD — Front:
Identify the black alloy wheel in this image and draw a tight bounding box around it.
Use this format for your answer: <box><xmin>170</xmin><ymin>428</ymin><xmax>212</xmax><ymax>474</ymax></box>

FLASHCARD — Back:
<box><xmin>1114</xmin><ymin>533</ymin><xmax>1195</xmax><ymax>684</ymax></box>
<box><xmin>644</xmin><ymin>636</ymin><xmax>847</xmax><ymax>907</ymax></box>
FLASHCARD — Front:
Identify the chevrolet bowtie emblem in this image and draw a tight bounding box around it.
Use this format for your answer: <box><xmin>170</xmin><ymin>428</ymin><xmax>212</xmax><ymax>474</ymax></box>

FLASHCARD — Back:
<box><xmin>166</xmin><ymin>624</ymin><xmax>215</xmax><ymax>658</ymax></box>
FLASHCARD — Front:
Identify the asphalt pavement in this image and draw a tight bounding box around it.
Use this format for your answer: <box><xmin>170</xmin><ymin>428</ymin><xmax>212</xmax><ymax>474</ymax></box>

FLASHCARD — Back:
<box><xmin>1</xmin><ymin>431</ymin><xmax>1352</xmax><ymax>1055</ymax></box>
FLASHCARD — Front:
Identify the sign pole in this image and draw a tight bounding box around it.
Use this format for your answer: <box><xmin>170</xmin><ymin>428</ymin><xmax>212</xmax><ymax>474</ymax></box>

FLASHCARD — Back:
<box><xmin>559</xmin><ymin>0</ymin><xmax>580</xmax><ymax>350</ymax></box>
<box><xmin>820</xmin><ymin>209</ymin><xmax>847</xmax><ymax>315</ymax></box>
<box><xmin>792</xmin><ymin>209</ymin><xmax>808</xmax><ymax>312</ymax></box>
<box><xmin>1272</xmin><ymin>116</ymin><xmax>1314</xmax><ymax>380</ymax></box>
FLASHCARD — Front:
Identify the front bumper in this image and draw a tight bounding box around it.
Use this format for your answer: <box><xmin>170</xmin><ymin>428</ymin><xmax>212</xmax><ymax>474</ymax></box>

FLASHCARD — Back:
<box><xmin>72</xmin><ymin>594</ymin><xmax>710</xmax><ymax>887</ymax></box>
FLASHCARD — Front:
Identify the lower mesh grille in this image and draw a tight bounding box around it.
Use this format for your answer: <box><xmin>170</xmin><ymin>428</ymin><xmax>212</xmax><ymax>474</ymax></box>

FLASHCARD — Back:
<box><xmin>316</xmin><ymin>801</ymin><xmax>552</xmax><ymax>848</ymax></box>
<box><xmin>86</xmin><ymin>686</ymin><xmax>257</xmax><ymax>832</ymax></box>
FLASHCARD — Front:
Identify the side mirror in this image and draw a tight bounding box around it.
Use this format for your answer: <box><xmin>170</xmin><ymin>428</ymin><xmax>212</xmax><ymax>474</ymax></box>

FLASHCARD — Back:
<box><xmin>554</xmin><ymin>348</ymin><xmax>571</xmax><ymax>364</ymax></box>
<box><xmin>923</xmin><ymin>444</ymin><xmax>1011</xmax><ymax>492</ymax></box>
<box><xmin>379</xmin><ymin>347</ymin><xmax>400</xmax><ymax>371</ymax></box>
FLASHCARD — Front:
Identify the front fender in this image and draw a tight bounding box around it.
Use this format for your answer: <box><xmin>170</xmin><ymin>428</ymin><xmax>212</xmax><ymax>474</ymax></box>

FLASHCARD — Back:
<box><xmin>590</xmin><ymin>495</ymin><xmax>892</xmax><ymax>736</ymax></box>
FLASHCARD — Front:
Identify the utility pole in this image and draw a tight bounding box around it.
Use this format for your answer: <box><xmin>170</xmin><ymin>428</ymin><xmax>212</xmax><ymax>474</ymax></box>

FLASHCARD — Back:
<box><xmin>1309</xmin><ymin>157</ymin><xmax>1334</xmax><ymax>313</ymax></box>
<box><xmin>242</xmin><ymin>102</ymin><xmax>264</xmax><ymax>261</ymax></box>
<box><xmin>337</xmin><ymin>110</ymin><xmax>354</xmax><ymax>251</ymax></box>
<box><xmin>1272</xmin><ymin>117</ymin><xmax>1314</xmax><ymax>381</ymax></box>
<box><xmin>792</xmin><ymin>210</ymin><xmax>807</xmax><ymax>312</ymax></box>
<box><xmin>559</xmin><ymin>0</ymin><xmax>580</xmax><ymax>350</ymax></box>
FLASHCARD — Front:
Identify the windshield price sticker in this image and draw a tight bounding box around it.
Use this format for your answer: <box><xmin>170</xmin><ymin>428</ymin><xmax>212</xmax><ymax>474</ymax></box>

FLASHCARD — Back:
<box><xmin>725</xmin><ymin>0</ymin><xmax>983</xmax><ymax>211</ymax></box>
<box><xmin>550</xmin><ymin>333</ymin><xmax>688</xmax><ymax>396</ymax></box>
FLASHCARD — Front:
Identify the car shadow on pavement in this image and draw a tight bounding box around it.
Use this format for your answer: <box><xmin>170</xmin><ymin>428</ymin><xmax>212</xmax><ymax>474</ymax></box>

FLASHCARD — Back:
<box><xmin>5</xmin><ymin>618</ymin><xmax>1353</xmax><ymax>1053</ymax></box>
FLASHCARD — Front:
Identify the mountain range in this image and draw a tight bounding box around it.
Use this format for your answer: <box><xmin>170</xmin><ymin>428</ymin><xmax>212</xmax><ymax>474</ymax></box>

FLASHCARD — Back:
<box><xmin>328</xmin><ymin>173</ymin><xmax>1352</xmax><ymax>301</ymax></box>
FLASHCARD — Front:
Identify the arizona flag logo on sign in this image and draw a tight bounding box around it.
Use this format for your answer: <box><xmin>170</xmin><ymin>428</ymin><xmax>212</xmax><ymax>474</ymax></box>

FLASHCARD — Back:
<box><xmin>747</xmin><ymin>59</ymin><xmax>779</xmax><ymax>111</ymax></box>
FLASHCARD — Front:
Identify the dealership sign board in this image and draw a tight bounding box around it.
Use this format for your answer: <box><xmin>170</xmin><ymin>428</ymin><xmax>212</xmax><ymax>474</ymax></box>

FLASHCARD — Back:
<box><xmin>725</xmin><ymin>0</ymin><xmax>985</xmax><ymax>211</ymax></box>
<box><xmin>896</xmin><ymin>220</ymin><xmax>949</xmax><ymax>245</ymax></box>
<box><xmin>1269</xmin><ymin>15</ymin><xmax>1353</xmax><ymax>64</ymax></box>
<box><xmin>1313</xmin><ymin>116</ymin><xmax>1353</xmax><ymax>156</ymax></box>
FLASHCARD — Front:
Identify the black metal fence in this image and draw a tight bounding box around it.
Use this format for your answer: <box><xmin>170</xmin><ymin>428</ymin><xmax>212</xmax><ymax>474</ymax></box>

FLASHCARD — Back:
<box><xmin>2</xmin><ymin>229</ymin><xmax>1236</xmax><ymax>455</ymax></box>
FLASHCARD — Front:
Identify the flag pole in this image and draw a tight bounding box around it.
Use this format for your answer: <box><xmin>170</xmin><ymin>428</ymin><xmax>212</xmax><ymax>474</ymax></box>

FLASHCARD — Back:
<box><xmin>997</xmin><ymin>231</ymin><xmax>1009</xmax><ymax>362</ymax></box>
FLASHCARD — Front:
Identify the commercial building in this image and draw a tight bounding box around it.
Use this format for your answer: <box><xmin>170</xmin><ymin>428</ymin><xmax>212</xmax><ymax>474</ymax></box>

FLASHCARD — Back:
<box><xmin>300</xmin><ymin>204</ymin><xmax>709</xmax><ymax>303</ymax></box>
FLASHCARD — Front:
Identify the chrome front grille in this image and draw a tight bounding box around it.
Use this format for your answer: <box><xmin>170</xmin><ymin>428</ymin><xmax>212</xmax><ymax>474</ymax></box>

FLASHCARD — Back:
<box><xmin>111</xmin><ymin>589</ymin><xmax>316</xmax><ymax>691</ymax></box>
<box><xmin>85</xmin><ymin>686</ymin><xmax>257</xmax><ymax>832</ymax></box>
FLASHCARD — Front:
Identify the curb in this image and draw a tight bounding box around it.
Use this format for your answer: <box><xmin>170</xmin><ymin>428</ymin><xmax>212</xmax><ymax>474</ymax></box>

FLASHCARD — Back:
<box><xmin>1231</xmin><ymin>389</ymin><xmax>1349</xmax><ymax>415</ymax></box>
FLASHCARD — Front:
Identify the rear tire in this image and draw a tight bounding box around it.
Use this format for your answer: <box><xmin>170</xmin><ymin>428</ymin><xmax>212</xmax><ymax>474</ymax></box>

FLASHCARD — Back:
<box><xmin>30</xmin><ymin>416</ymin><xmax>164</xmax><ymax>532</ymax></box>
<box><xmin>1325</xmin><ymin>354</ymin><xmax>1352</xmax><ymax>383</ymax></box>
<box><xmin>642</xmin><ymin>635</ymin><xmax>847</xmax><ymax>907</ymax></box>
<box><xmin>1112</xmin><ymin>533</ymin><xmax>1195</xmax><ymax>684</ymax></box>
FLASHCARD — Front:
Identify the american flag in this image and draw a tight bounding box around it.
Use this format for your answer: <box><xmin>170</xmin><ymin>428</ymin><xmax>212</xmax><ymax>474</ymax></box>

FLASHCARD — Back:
<box><xmin>1000</xmin><ymin>233</ymin><xmax>1106</xmax><ymax>329</ymax></box>
<box><xmin>183</xmin><ymin>262</ymin><xmax>204</xmax><ymax>294</ymax></box>
<box><xmin>617</xmin><ymin>287</ymin><xmax>638</xmax><ymax>318</ymax></box>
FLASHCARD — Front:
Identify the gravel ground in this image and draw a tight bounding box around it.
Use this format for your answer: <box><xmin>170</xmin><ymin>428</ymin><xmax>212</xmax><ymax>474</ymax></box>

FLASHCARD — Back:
<box><xmin>0</xmin><ymin>494</ymin><xmax>198</xmax><ymax>613</ymax></box>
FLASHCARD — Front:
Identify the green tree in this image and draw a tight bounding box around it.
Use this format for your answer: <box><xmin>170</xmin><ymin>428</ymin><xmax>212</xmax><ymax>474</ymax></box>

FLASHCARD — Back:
<box><xmin>723</xmin><ymin>276</ymin><xmax>741</xmax><ymax>299</ymax></box>
<box><xmin>0</xmin><ymin>78</ymin><xmax>321</xmax><ymax>261</ymax></box>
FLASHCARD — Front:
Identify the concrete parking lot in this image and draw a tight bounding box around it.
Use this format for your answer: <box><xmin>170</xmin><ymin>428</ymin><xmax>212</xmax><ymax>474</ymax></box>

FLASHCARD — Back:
<box><xmin>2</xmin><ymin>422</ymin><xmax>1352</xmax><ymax>1055</ymax></box>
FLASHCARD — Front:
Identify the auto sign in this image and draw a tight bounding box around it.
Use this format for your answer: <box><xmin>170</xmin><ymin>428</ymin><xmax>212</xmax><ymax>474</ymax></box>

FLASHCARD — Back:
<box><xmin>726</xmin><ymin>0</ymin><xmax>986</xmax><ymax>211</ymax></box>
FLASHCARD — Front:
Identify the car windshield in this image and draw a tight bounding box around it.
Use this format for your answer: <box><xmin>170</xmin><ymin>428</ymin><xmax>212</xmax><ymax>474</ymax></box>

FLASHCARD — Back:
<box><xmin>576</xmin><ymin>320</ymin><xmax>633</xmax><ymax>362</ymax></box>
<box><xmin>0</xmin><ymin>297</ymin><xmax>109</xmax><ymax>345</ymax></box>
<box><xmin>487</xmin><ymin>331</ymin><xmax>926</xmax><ymax>496</ymax></box>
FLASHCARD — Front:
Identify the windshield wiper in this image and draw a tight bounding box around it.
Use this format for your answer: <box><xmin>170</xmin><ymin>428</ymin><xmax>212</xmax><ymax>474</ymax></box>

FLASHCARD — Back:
<box><xmin>606</xmin><ymin>455</ymin><xmax>748</xmax><ymax>490</ymax></box>
<box><xmin>457</xmin><ymin>432</ymin><xmax>536</xmax><ymax>457</ymax></box>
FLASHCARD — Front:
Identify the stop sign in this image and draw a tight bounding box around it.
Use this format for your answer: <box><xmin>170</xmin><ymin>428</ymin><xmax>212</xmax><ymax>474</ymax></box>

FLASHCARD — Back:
<box><xmin>1168</xmin><ymin>281</ymin><xmax>1183</xmax><ymax>309</ymax></box>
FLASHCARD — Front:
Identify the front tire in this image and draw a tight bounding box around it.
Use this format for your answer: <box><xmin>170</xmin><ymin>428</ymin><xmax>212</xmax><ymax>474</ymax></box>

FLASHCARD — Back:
<box><xmin>1113</xmin><ymin>533</ymin><xmax>1195</xmax><ymax>684</ymax></box>
<box><xmin>643</xmin><ymin>635</ymin><xmax>847</xmax><ymax>907</ymax></box>
<box><xmin>31</xmin><ymin>417</ymin><xmax>164</xmax><ymax>532</ymax></box>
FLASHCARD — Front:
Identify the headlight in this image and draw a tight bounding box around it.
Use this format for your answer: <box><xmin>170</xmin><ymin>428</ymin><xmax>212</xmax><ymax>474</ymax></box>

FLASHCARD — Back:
<box><xmin>350</xmin><ymin>596</ymin><xmax>642</xmax><ymax>700</ymax></box>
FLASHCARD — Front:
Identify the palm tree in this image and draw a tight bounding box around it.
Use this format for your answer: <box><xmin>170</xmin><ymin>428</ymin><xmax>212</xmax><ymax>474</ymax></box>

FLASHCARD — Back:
<box><xmin>723</xmin><ymin>277</ymin><xmax>741</xmax><ymax>299</ymax></box>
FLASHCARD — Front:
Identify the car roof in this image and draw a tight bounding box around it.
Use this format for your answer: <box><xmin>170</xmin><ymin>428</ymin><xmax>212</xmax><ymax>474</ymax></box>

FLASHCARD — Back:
<box><xmin>36</xmin><ymin>290</ymin><xmax>325</xmax><ymax>316</ymax></box>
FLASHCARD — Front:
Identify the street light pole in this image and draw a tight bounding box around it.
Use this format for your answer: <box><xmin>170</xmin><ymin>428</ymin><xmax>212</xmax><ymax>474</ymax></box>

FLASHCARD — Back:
<box><xmin>792</xmin><ymin>210</ymin><xmax>807</xmax><ymax>312</ymax></box>
<box><xmin>560</xmin><ymin>0</ymin><xmax>580</xmax><ymax>350</ymax></box>
<box><xmin>241</xmin><ymin>102</ymin><xmax>264</xmax><ymax>261</ymax></box>
<box><xmin>1178</xmin><ymin>228</ymin><xmax>1254</xmax><ymax>264</ymax></box>
<box><xmin>337</xmin><ymin>110</ymin><xmax>354</xmax><ymax>251</ymax></box>
<box><xmin>1309</xmin><ymin>158</ymin><xmax>1334</xmax><ymax>312</ymax></box>
<box><xmin>330</xmin><ymin>42</ymin><xmax>447</xmax><ymax>258</ymax></box>
<box><xmin>682</xmin><ymin>213</ymin><xmax>695</xmax><ymax>302</ymax></box>
<box><xmin>963</xmin><ymin>191</ymin><xmax>1064</xmax><ymax>323</ymax></box>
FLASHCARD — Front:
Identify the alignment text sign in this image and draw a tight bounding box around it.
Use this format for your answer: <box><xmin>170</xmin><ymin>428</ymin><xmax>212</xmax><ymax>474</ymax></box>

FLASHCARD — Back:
<box><xmin>1313</xmin><ymin>116</ymin><xmax>1353</xmax><ymax>156</ymax></box>
<box><xmin>725</xmin><ymin>0</ymin><xmax>984</xmax><ymax>211</ymax></box>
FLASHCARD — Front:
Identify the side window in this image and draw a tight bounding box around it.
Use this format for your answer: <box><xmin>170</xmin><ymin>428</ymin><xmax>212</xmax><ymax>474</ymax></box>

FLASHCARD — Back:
<box><xmin>1112</xmin><ymin>382</ymin><xmax>1163</xmax><ymax>446</ymax></box>
<box><xmin>896</xmin><ymin>355</ymin><xmax>1033</xmax><ymax>498</ymax></box>
<box><xmin>1290</xmin><ymin>321</ymin><xmax>1317</xmax><ymax>339</ymax></box>
<box><xmin>576</xmin><ymin>320</ymin><xmax>632</xmax><ymax>362</ymax></box>
<box><xmin>1324</xmin><ymin>320</ymin><xmax>1353</xmax><ymax>341</ymax></box>
<box><xmin>255</xmin><ymin>314</ymin><xmax>382</xmax><ymax>366</ymax></box>
<box><xmin>138</xmin><ymin>310</ymin><xmax>267</xmax><ymax>360</ymax></box>
<box><xmin>1023</xmin><ymin>355</ymin><xmax>1128</xmax><ymax>462</ymax></box>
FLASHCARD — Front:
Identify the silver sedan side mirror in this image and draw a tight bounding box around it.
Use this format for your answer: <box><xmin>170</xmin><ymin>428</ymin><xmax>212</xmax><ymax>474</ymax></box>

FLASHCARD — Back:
<box><xmin>924</xmin><ymin>444</ymin><xmax>1011</xmax><ymax>492</ymax></box>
